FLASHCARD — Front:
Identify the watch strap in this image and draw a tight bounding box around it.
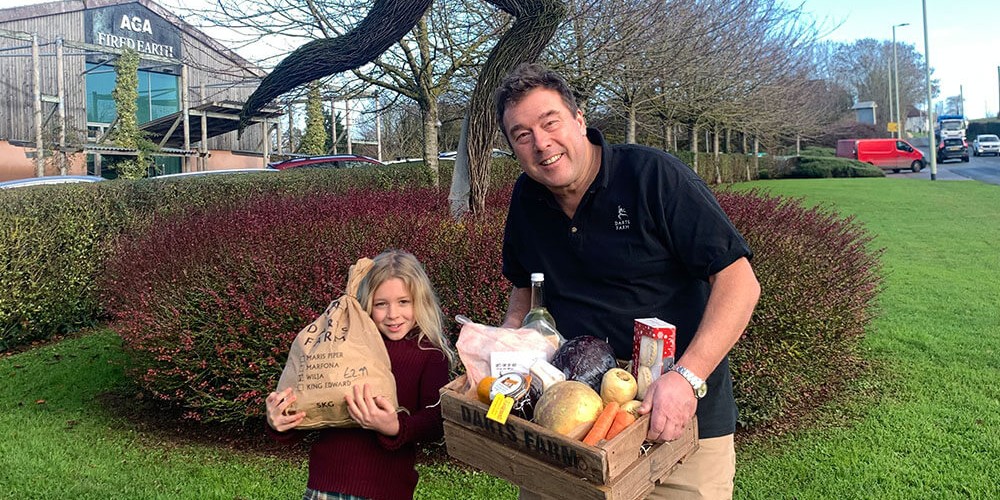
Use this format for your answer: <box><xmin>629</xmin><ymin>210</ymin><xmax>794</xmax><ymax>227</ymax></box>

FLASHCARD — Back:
<box><xmin>673</xmin><ymin>365</ymin><xmax>707</xmax><ymax>399</ymax></box>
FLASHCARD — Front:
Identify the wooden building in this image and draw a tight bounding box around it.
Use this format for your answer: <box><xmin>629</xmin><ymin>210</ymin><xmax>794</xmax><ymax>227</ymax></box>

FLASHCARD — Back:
<box><xmin>0</xmin><ymin>0</ymin><xmax>282</xmax><ymax>181</ymax></box>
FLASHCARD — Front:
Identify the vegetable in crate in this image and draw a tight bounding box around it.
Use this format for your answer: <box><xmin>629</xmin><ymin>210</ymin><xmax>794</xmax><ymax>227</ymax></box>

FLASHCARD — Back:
<box><xmin>550</xmin><ymin>335</ymin><xmax>617</xmax><ymax>392</ymax></box>
<box><xmin>533</xmin><ymin>380</ymin><xmax>604</xmax><ymax>440</ymax></box>
<box><xmin>600</xmin><ymin>367</ymin><xmax>638</xmax><ymax>404</ymax></box>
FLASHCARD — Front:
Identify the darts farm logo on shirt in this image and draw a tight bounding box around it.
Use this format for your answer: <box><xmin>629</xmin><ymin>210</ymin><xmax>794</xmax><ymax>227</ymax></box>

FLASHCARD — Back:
<box><xmin>614</xmin><ymin>205</ymin><xmax>631</xmax><ymax>231</ymax></box>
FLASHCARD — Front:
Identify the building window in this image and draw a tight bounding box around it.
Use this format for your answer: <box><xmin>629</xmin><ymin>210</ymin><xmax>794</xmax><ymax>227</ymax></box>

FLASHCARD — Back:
<box><xmin>85</xmin><ymin>62</ymin><xmax>181</xmax><ymax>178</ymax></box>
<box><xmin>85</xmin><ymin>62</ymin><xmax>180</xmax><ymax>125</ymax></box>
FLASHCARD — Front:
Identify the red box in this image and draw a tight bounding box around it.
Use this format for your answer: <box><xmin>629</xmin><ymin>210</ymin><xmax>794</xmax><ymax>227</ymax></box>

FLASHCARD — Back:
<box><xmin>630</xmin><ymin>318</ymin><xmax>676</xmax><ymax>385</ymax></box>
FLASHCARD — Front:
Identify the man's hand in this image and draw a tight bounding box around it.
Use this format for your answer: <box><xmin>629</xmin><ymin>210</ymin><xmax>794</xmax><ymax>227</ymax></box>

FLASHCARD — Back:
<box><xmin>265</xmin><ymin>387</ymin><xmax>305</xmax><ymax>432</ymax></box>
<box><xmin>637</xmin><ymin>370</ymin><xmax>696</xmax><ymax>442</ymax></box>
<box><xmin>345</xmin><ymin>383</ymin><xmax>400</xmax><ymax>437</ymax></box>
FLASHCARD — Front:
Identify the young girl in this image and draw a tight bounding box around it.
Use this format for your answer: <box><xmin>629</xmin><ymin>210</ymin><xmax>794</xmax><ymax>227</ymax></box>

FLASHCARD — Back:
<box><xmin>265</xmin><ymin>250</ymin><xmax>456</xmax><ymax>500</ymax></box>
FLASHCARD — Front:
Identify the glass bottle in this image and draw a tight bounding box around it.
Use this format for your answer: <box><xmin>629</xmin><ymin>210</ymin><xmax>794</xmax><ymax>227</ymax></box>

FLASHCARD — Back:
<box><xmin>522</xmin><ymin>273</ymin><xmax>565</xmax><ymax>348</ymax></box>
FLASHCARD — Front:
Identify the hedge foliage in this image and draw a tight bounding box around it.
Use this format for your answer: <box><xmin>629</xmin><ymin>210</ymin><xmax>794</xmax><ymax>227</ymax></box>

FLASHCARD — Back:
<box><xmin>670</xmin><ymin>150</ymin><xmax>774</xmax><ymax>184</ymax></box>
<box><xmin>0</xmin><ymin>160</ymin><xmax>521</xmax><ymax>352</ymax></box>
<box><xmin>717</xmin><ymin>189</ymin><xmax>883</xmax><ymax>426</ymax></box>
<box><xmin>0</xmin><ymin>183</ymin><xmax>118</xmax><ymax>350</ymax></box>
<box><xmin>100</xmin><ymin>187</ymin><xmax>511</xmax><ymax>422</ymax></box>
<box><xmin>99</xmin><ymin>182</ymin><xmax>882</xmax><ymax>429</ymax></box>
<box><xmin>759</xmin><ymin>156</ymin><xmax>885</xmax><ymax>179</ymax></box>
<box><xmin>4</xmin><ymin>152</ymin><xmax>884</xmax><ymax>429</ymax></box>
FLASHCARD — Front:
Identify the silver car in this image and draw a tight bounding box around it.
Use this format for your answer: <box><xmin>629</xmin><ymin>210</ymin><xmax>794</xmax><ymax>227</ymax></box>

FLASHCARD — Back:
<box><xmin>972</xmin><ymin>134</ymin><xmax>1000</xmax><ymax>156</ymax></box>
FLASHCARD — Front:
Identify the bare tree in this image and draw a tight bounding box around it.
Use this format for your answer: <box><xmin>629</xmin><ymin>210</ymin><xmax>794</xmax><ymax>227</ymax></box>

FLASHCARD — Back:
<box><xmin>821</xmin><ymin>38</ymin><xmax>938</xmax><ymax>130</ymax></box>
<box><xmin>346</xmin><ymin>0</ymin><xmax>503</xmax><ymax>186</ymax></box>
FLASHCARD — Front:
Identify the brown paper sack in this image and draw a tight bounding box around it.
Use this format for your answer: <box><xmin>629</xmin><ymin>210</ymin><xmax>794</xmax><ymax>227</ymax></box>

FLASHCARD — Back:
<box><xmin>276</xmin><ymin>258</ymin><xmax>398</xmax><ymax>429</ymax></box>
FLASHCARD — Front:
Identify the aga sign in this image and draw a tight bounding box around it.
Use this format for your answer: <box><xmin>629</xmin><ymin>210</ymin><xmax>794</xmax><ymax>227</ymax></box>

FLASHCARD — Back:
<box><xmin>85</xmin><ymin>4</ymin><xmax>182</xmax><ymax>60</ymax></box>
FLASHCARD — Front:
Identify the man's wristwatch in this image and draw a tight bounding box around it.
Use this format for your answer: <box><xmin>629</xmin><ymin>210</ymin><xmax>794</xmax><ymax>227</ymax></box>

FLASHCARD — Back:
<box><xmin>673</xmin><ymin>365</ymin><xmax>707</xmax><ymax>399</ymax></box>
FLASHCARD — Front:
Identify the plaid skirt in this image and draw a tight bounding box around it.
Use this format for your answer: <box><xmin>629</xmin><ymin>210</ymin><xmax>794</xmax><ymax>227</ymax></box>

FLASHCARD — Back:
<box><xmin>303</xmin><ymin>488</ymin><xmax>369</xmax><ymax>500</ymax></box>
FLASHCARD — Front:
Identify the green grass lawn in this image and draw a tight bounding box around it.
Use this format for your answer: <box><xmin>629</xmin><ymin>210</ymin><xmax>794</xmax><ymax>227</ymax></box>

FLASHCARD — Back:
<box><xmin>734</xmin><ymin>178</ymin><xmax>1000</xmax><ymax>499</ymax></box>
<box><xmin>2</xmin><ymin>177</ymin><xmax>997</xmax><ymax>498</ymax></box>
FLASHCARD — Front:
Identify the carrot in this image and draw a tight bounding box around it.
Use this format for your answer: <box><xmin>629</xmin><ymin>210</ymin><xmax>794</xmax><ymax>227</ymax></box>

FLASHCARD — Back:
<box><xmin>605</xmin><ymin>408</ymin><xmax>637</xmax><ymax>441</ymax></box>
<box><xmin>582</xmin><ymin>401</ymin><xmax>619</xmax><ymax>446</ymax></box>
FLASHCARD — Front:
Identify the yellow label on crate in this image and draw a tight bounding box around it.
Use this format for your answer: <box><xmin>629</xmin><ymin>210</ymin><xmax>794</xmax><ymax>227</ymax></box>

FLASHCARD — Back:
<box><xmin>486</xmin><ymin>394</ymin><xmax>514</xmax><ymax>424</ymax></box>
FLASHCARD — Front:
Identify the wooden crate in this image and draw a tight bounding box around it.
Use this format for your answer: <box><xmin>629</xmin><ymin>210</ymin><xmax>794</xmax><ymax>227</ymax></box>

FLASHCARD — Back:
<box><xmin>440</xmin><ymin>375</ymin><xmax>699</xmax><ymax>500</ymax></box>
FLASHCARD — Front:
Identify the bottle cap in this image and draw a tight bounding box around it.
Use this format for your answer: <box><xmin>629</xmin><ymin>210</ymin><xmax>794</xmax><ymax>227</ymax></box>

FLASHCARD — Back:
<box><xmin>530</xmin><ymin>272</ymin><xmax>544</xmax><ymax>282</ymax></box>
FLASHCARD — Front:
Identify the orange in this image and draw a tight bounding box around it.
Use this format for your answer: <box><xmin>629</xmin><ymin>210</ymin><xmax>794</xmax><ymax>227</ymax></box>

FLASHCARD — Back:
<box><xmin>476</xmin><ymin>376</ymin><xmax>497</xmax><ymax>404</ymax></box>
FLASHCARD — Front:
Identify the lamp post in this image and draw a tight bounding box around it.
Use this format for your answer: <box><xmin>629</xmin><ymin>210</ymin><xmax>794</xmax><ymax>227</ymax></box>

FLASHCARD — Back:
<box><xmin>922</xmin><ymin>1</ymin><xmax>936</xmax><ymax>180</ymax></box>
<box><xmin>893</xmin><ymin>22</ymin><xmax>910</xmax><ymax>139</ymax></box>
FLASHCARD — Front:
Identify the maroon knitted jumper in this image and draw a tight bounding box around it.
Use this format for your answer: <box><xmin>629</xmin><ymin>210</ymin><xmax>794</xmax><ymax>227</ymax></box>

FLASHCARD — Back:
<box><xmin>269</xmin><ymin>332</ymin><xmax>450</xmax><ymax>500</ymax></box>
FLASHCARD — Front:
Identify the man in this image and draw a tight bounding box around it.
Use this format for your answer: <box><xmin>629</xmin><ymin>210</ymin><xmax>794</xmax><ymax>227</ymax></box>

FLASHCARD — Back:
<box><xmin>496</xmin><ymin>63</ymin><xmax>760</xmax><ymax>499</ymax></box>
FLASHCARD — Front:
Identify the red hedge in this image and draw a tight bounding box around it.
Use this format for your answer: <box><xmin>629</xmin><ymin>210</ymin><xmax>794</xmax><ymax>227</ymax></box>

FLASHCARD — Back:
<box><xmin>102</xmin><ymin>185</ymin><xmax>882</xmax><ymax>429</ymax></box>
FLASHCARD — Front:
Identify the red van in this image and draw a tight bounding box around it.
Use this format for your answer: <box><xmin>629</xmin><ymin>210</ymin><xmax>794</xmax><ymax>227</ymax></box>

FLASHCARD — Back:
<box><xmin>836</xmin><ymin>138</ymin><xmax>925</xmax><ymax>173</ymax></box>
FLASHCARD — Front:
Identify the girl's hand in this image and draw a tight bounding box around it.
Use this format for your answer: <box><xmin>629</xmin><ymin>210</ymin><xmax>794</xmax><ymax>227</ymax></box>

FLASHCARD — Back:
<box><xmin>345</xmin><ymin>383</ymin><xmax>400</xmax><ymax>436</ymax></box>
<box><xmin>265</xmin><ymin>387</ymin><xmax>305</xmax><ymax>432</ymax></box>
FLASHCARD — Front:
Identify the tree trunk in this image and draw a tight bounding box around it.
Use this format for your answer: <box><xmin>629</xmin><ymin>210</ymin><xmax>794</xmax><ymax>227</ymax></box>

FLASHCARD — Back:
<box><xmin>626</xmin><ymin>103</ymin><xmax>637</xmax><ymax>144</ymax></box>
<box><xmin>463</xmin><ymin>0</ymin><xmax>566</xmax><ymax>214</ymax></box>
<box><xmin>449</xmin><ymin>115</ymin><xmax>472</xmax><ymax>217</ymax></box>
<box><xmin>690</xmin><ymin>123</ymin><xmax>699</xmax><ymax>175</ymax></box>
<box><xmin>422</xmin><ymin>99</ymin><xmax>441</xmax><ymax>187</ymax></box>
<box><xmin>753</xmin><ymin>137</ymin><xmax>760</xmax><ymax>179</ymax></box>
<box><xmin>713</xmin><ymin>125</ymin><xmax>722</xmax><ymax>184</ymax></box>
<box><xmin>713</xmin><ymin>125</ymin><xmax>720</xmax><ymax>158</ymax></box>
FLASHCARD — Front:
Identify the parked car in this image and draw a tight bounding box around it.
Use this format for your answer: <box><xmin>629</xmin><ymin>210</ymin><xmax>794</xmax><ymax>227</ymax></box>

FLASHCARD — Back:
<box><xmin>937</xmin><ymin>138</ymin><xmax>969</xmax><ymax>163</ymax></box>
<box><xmin>150</xmin><ymin>168</ymin><xmax>278</xmax><ymax>179</ymax></box>
<box><xmin>0</xmin><ymin>175</ymin><xmax>105</xmax><ymax>190</ymax></box>
<box><xmin>267</xmin><ymin>154</ymin><xmax>383</xmax><ymax>170</ymax></box>
<box><xmin>972</xmin><ymin>134</ymin><xmax>1000</xmax><ymax>156</ymax></box>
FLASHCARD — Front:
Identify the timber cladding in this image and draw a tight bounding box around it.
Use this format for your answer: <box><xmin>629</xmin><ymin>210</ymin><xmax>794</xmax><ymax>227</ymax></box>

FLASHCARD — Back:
<box><xmin>0</xmin><ymin>0</ymin><xmax>267</xmax><ymax>152</ymax></box>
<box><xmin>439</xmin><ymin>375</ymin><xmax>699</xmax><ymax>500</ymax></box>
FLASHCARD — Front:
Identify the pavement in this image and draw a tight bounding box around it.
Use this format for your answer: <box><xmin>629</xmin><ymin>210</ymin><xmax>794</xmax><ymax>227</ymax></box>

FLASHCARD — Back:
<box><xmin>900</xmin><ymin>144</ymin><xmax>988</xmax><ymax>182</ymax></box>
<box><xmin>896</xmin><ymin>163</ymin><xmax>969</xmax><ymax>181</ymax></box>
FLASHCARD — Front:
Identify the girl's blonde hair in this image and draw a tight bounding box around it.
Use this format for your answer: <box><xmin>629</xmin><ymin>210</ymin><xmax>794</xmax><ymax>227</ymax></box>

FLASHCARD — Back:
<box><xmin>356</xmin><ymin>249</ymin><xmax>456</xmax><ymax>368</ymax></box>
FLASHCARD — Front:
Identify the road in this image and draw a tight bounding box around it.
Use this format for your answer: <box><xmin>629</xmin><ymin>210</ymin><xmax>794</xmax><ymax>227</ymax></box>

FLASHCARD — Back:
<box><xmin>895</xmin><ymin>144</ymin><xmax>1000</xmax><ymax>185</ymax></box>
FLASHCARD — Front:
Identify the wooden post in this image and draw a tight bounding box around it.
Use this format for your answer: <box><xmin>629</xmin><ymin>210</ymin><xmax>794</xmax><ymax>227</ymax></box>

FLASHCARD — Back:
<box><xmin>330</xmin><ymin>97</ymin><xmax>337</xmax><ymax>154</ymax></box>
<box><xmin>200</xmin><ymin>83</ymin><xmax>207</xmax><ymax>171</ymax></box>
<box><xmin>262</xmin><ymin>118</ymin><xmax>270</xmax><ymax>166</ymax></box>
<box><xmin>345</xmin><ymin>99</ymin><xmax>352</xmax><ymax>154</ymax></box>
<box><xmin>276</xmin><ymin>115</ymin><xmax>284</xmax><ymax>155</ymax></box>
<box><xmin>32</xmin><ymin>33</ymin><xmax>44</xmax><ymax>177</ymax></box>
<box><xmin>376</xmin><ymin>104</ymin><xmax>382</xmax><ymax>161</ymax></box>
<box><xmin>181</xmin><ymin>64</ymin><xmax>190</xmax><ymax>172</ymax></box>
<box><xmin>287</xmin><ymin>101</ymin><xmax>295</xmax><ymax>153</ymax></box>
<box><xmin>56</xmin><ymin>37</ymin><xmax>66</xmax><ymax>175</ymax></box>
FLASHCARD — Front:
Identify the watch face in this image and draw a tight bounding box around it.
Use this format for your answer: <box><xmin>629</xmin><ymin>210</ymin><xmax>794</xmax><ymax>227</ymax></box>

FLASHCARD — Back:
<box><xmin>695</xmin><ymin>383</ymin><xmax>707</xmax><ymax>399</ymax></box>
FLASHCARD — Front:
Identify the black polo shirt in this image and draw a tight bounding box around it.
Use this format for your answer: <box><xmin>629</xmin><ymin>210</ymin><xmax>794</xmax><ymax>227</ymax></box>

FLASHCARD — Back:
<box><xmin>502</xmin><ymin>128</ymin><xmax>752</xmax><ymax>438</ymax></box>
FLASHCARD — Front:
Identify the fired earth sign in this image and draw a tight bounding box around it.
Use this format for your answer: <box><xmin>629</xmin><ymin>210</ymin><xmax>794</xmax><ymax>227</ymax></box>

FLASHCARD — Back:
<box><xmin>84</xmin><ymin>5</ymin><xmax>182</xmax><ymax>60</ymax></box>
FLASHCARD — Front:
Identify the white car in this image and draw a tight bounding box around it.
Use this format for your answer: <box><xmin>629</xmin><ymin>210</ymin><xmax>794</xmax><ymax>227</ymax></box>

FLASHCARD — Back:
<box><xmin>972</xmin><ymin>134</ymin><xmax>1000</xmax><ymax>156</ymax></box>
<box><xmin>0</xmin><ymin>175</ymin><xmax>105</xmax><ymax>189</ymax></box>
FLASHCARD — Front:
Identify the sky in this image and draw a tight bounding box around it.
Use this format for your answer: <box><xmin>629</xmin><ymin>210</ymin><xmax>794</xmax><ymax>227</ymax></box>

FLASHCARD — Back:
<box><xmin>801</xmin><ymin>0</ymin><xmax>1000</xmax><ymax>120</ymax></box>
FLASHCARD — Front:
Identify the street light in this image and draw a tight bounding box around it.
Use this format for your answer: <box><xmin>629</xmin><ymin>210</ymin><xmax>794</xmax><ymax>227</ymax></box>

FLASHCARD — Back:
<box><xmin>921</xmin><ymin>1</ymin><xmax>936</xmax><ymax>180</ymax></box>
<box><xmin>892</xmin><ymin>22</ymin><xmax>910</xmax><ymax>139</ymax></box>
